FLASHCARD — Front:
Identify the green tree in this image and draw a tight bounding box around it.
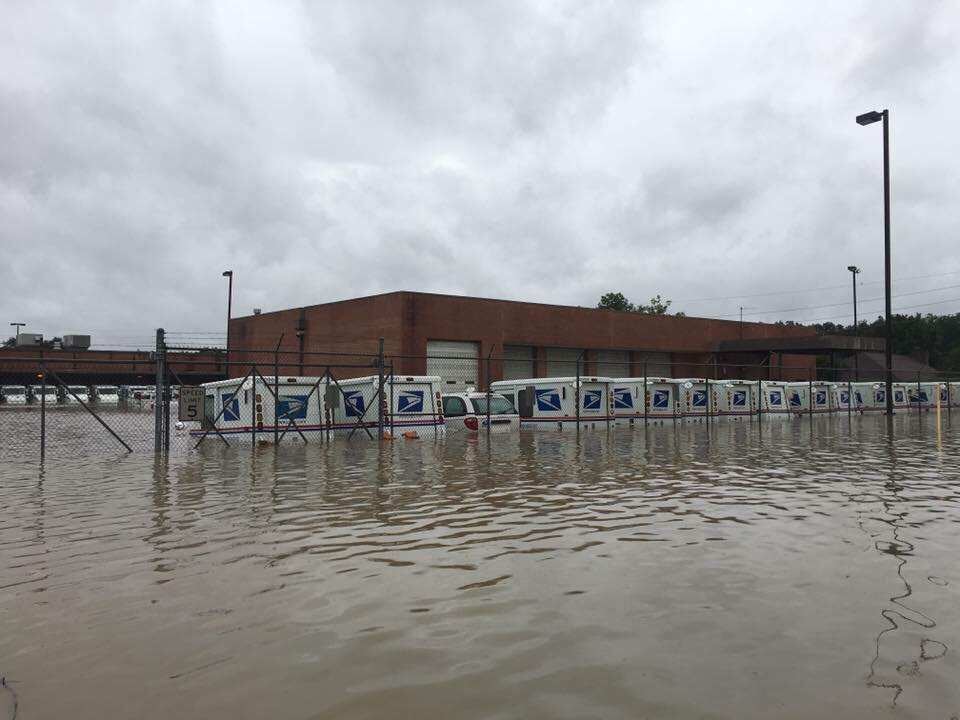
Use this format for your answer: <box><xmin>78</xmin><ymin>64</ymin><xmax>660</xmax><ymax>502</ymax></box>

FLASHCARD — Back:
<box><xmin>814</xmin><ymin>312</ymin><xmax>960</xmax><ymax>372</ymax></box>
<box><xmin>636</xmin><ymin>294</ymin><xmax>672</xmax><ymax>315</ymax></box>
<box><xmin>597</xmin><ymin>292</ymin><xmax>635</xmax><ymax>312</ymax></box>
<box><xmin>597</xmin><ymin>292</ymin><xmax>682</xmax><ymax>316</ymax></box>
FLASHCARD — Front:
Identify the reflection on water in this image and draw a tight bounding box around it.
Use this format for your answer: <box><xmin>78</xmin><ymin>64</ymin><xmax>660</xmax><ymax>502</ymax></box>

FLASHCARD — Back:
<box><xmin>1</xmin><ymin>414</ymin><xmax>959</xmax><ymax>719</ymax></box>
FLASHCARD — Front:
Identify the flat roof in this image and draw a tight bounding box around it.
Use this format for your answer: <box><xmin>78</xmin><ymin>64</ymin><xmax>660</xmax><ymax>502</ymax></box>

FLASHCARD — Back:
<box><xmin>234</xmin><ymin>290</ymin><xmax>799</xmax><ymax>328</ymax></box>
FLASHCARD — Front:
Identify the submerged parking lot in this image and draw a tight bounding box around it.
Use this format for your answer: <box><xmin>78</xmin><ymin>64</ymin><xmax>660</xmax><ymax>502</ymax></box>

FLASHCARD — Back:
<box><xmin>1</xmin><ymin>413</ymin><xmax>959</xmax><ymax>719</ymax></box>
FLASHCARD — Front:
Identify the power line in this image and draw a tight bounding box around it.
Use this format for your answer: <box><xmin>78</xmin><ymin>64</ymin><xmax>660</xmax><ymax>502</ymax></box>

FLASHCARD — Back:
<box><xmin>674</xmin><ymin>269</ymin><xmax>960</xmax><ymax>304</ymax></box>
<box><xmin>785</xmin><ymin>295</ymin><xmax>960</xmax><ymax>324</ymax></box>
<box><xmin>713</xmin><ymin>283</ymin><xmax>960</xmax><ymax>319</ymax></box>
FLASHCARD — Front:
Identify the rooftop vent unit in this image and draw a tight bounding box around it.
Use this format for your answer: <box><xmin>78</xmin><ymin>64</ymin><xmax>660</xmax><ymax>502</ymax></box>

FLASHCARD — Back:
<box><xmin>15</xmin><ymin>333</ymin><xmax>43</xmax><ymax>347</ymax></box>
<box><xmin>62</xmin><ymin>334</ymin><xmax>91</xmax><ymax>350</ymax></box>
<box><xmin>253</xmin><ymin>308</ymin><xmax>262</xmax><ymax>315</ymax></box>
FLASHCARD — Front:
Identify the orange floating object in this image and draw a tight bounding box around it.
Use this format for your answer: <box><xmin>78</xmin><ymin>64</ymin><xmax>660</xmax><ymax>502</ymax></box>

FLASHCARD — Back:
<box><xmin>402</xmin><ymin>431</ymin><xmax>420</xmax><ymax>440</ymax></box>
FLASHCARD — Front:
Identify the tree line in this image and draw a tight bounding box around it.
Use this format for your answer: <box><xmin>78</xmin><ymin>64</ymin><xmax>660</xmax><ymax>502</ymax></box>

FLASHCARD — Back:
<box><xmin>807</xmin><ymin>313</ymin><xmax>960</xmax><ymax>371</ymax></box>
<box><xmin>598</xmin><ymin>291</ymin><xmax>960</xmax><ymax>371</ymax></box>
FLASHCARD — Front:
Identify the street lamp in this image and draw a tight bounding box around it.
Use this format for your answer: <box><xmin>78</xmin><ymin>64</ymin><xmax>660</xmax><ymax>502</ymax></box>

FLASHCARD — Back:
<box><xmin>10</xmin><ymin>322</ymin><xmax>25</xmax><ymax>340</ymax></box>
<box><xmin>222</xmin><ymin>270</ymin><xmax>233</xmax><ymax>367</ymax></box>
<box><xmin>847</xmin><ymin>266</ymin><xmax>860</xmax><ymax>381</ymax></box>
<box><xmin>856</xmin><ymin>109</ymin><xmax>893</xmax><ymax>416</ymax></box>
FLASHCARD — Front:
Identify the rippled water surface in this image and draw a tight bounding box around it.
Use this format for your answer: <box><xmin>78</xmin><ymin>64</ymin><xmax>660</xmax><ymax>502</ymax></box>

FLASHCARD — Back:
<box><xmin>2</xmin><ymin>414</ymin><xmax>959</xmax><ymax>719</ymax></box>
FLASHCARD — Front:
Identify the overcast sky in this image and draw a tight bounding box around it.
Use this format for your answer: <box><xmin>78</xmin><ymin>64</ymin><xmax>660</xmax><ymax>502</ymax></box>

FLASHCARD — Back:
<box><xmin>2</xmin><ymin>0</ymin><xmax>959</xmax><ymax>348</ymax></box>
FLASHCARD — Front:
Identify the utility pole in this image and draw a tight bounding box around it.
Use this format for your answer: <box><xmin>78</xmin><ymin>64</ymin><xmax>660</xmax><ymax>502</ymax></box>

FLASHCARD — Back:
<box><xmin>847</xmin><ymin>265</ymin><xmax>860</xmax><ymax>381</ymax></box>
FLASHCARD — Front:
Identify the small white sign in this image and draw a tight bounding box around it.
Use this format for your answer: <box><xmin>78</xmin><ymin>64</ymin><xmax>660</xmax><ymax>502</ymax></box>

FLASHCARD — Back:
<box><xmin>178</xmin><ymin>386</ymin><xmax>204</xmax><ymax>421</ymax></box>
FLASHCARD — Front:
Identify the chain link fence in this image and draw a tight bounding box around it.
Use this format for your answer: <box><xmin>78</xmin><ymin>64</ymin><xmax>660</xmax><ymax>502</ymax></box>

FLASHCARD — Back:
<box><xmin>3</xmin><ymin>330</ymin><xmax>959</xmax><ymax>460</ymax></box>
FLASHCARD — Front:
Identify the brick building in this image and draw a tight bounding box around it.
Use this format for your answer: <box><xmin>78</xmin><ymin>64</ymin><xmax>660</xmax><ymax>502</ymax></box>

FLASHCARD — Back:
<box><xmin>229</xmin><ymin>291</ymin><xmax>825</xmax><ymax>386</ymax></box>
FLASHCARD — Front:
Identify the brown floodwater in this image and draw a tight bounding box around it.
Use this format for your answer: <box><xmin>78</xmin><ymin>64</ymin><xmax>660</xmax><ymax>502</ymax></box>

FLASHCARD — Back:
<box><xmin>1</xmin><ymin>413</ymin><xmax>958</xmax><ymax>719</ymax></box>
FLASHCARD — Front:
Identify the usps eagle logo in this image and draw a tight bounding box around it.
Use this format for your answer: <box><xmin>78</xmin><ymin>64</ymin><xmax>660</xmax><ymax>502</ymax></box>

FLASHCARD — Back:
<box><xmin>692</xmin><ymin>390</ymin><xmax>707</xmax><ymax>407</ymax></box>
<box><xmin>613</xmin><ymin>388</ymin><xmax>633</xmax><ymax>409</ymax></box>
<box><xmin>277</xmin><ymin>395</ymin><xmax>309</xmax><ymax>420</ymax></box>
<box><xmin>653</xmin><ymin>390</ymin><xmax>670</xmax><ymax>408</ymax></box>
<box><xmin>397</xmin><ymin>390</ymin><xmax>424</xmax><ymax>413</ymax></box>
<box><xmin>582</xmin><ymin>390</ymin><xmax>601</xmax><ymax>410</ymax></box>
<box><xmin>769</xmin><ymin>390</ymin><xmax>783</xmax><ymax>406</ymax></box>
<box><xmin>732</xmin><ymin>391</ymin><xmax>746</xmax><ymax>407</ymax></box>
<box><xmin>344</xmin><ymin>391</ymin><xmax>365</xmax><ymax>417</ymax></box>
<box><xmin>223</xmin><ymin>396</ymin><xmax>240</xmax><ymax>421</ymax></box>
<box><xmin>535</xmin><ymin>389</ymin><xmax>561</xmax><ymax>412</ymax></box>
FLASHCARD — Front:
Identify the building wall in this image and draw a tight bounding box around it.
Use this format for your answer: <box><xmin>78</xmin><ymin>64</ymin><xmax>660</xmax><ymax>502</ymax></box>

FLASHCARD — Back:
<box><xmin>229</xmin><ymin>291</ymin><xmax>818</xmax><ymax>381</ymax></box>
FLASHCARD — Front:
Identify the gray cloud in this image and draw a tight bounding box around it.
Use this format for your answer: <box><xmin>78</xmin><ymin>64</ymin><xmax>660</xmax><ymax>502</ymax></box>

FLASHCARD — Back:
<box><xmin>2</xmin><ymin>0</ymin><xmax>959</xmax><ymax>348</ymax></box>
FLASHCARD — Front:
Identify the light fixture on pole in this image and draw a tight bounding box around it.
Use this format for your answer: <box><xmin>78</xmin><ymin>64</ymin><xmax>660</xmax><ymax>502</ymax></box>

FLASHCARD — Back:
<box><xmin>10</xmin><ymin>322</ymin><xmax>25</xmax><ymax>339</ymax></box>
<box><xmin>855</xmin><ymin>109</ymin><xmax>893</xmax><ymax>416</ymax></box>
<box><xmin>222</xmin><ymin>270</ymin><xmax>233</xmax><ymax>367</ymax></box>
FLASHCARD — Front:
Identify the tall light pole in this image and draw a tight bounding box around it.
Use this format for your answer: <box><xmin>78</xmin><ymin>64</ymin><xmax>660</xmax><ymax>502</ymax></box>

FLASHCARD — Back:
<box><xmin>222</xmin><ymin>270</ymin><xmax>233</xmax><ymax>367</ymax></box>
<box><xmin>856</xmin><ymin>109</ymin><xmax>893</xmax><ymax>416</ymax></box>
<box><xmin>10</xmin><ymin>322</ymin><xmax>25</xmax><ymax>340</ymax></box>
<box><xmin>847</xmin><ymin>265</ymin><xmax>860</xmax><ymax>380</ymax></box>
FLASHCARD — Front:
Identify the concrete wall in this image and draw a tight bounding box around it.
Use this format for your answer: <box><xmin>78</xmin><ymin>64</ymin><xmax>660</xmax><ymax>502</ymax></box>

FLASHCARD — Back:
<box><xmin>229</xmin><ymin>291</ymin><xmax>818</xmax><ymax>381</ymax></box>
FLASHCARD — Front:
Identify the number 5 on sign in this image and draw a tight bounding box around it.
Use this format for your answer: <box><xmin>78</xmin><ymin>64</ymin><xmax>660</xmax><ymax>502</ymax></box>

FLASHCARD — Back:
<box><xmin>179</xmin><ymin>386</ymin><xmax>204</xmax><ymax>421</ymax></box>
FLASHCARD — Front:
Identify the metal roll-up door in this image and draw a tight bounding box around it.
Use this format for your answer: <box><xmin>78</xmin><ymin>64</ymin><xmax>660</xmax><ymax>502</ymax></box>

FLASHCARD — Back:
<box><xmin>545</xmin><ymin>347</ymin><xmax>582</xmax><ymax>377</ymax></box>
<box><xmin>594</xmin><ymin>350</ymin><xmax>629</xmax><ymax>377</ymax></box>
<box><xmin>503</xmin><ymin>345</ymin><xmax>535</xmax><ymax>380</ymax></box>
<box><xmin>426</xmin><ymin>340</ymin><xmax>479</xmax><ymax>391</ymax></box>
<box><xmin>636</xmin><ymin>352</ymin><xmax>672</xmax><ymax>377</ymax></box>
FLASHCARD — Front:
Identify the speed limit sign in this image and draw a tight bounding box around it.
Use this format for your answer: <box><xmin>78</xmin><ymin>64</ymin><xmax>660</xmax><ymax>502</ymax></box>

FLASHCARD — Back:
<box><xmin>178</xmin><ymin>386</ymin><xmax>204</xmax><ymax>421</ymax></box>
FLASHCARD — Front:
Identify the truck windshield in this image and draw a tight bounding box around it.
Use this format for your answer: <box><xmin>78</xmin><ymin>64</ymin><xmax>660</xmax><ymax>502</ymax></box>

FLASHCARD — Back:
<box><xmin>471</xmin><ymin>395</ymin><xmax>516</xmax><ymax>414</ymax></box>
<box><xmin>2</xmin><ymin>388</ymin><xmax>23</xmax><ymax>396</ymax></box>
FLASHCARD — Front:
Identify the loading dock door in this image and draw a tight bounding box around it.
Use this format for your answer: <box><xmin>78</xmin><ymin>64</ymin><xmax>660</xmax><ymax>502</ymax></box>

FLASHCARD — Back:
<box><xmin>426</xmin><ymin>340</ymin><xmax>479</xmax><ymax>391</ymax></box>
<box><xmin>594</xmin><ymin>350</ymin><xmax>629</xmax><ymax>377</ymax></box>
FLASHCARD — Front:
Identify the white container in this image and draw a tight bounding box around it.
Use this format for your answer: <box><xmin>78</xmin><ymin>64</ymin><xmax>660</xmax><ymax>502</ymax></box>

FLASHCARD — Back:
<box><xmin>195</xmin><ymin>376</ymin><xmax>327</xmax><ymax>439</ymax></box>
<box><xmin>610</xmin><ymin>377</ymin><xmax>681</xmax><ymax>424</ymax></box>
<box><xmin>674</xmin><ymin>379</ymin><xmax>719</xmax><ymax>420</ymax></box>
<box><xmin>849</xmin><ymin>382</ymin><xmax>909</xmax><ymax>411</ymax></box>
<box><xmin>716</xmin><ymin>380</ymin><xmax>758</xmax><ymax>418</ymax></box>
<box><xmin>948</xmin><ymin>382</ymin><xmax>960</xmax><ymax>407</ymax></box>
<box><xmin>192</xmin><ymin>375</ymin><xmax>446</xmax><ymax>440</ymax></box>
<box><xmin>0</xmin><ymin>385</ymin><xmax>28</xmax><ymax>405</ymax></box>
<box><xmin>62</xmin><ymin>385</ymin><xmax>90</xmax><ymax>404</ymax></box>
<box><xmin>491</xmin><ymin>377</ymin><xmax>615</xmax><ymax>430</ymax></box>
<box><xmin>92</xmin><ymin>386</ymin><xmax>121</xmax><ymax>404</ymax></box>
<box><xmin>29</xmin><ymin>385</ymin><xmax>59</xmax><ymax>405</ymax></box>
<box><xmin>785</xmin><ymin>382</ymin><xmax>836</xmax><ymax>413</ymax></box>
<box><xmin>760</xmin><ymin>382</ymin><xmax>792</xmax><ymax>414</ymax></box>
<box><xmin>337</xmin><ymin>375</ymin><xmax>446</xmax><ymax>437</ymax></box>
<box><xmin>906</xmin><ymin>382</ymin><xmax>939</xmax><ymax>411</ymax></box>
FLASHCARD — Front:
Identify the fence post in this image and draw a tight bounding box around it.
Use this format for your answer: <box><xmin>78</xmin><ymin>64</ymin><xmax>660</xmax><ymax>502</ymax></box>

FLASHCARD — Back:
<box><xmin>274</xmin><ymin>339</ymin><xmax>280</xmax><ymax>445</ymax></box>
<box><xmin>847</xmin><ymin>378</ymin><xmax>853</xmax><ymax>419</ymax></box>
<box><xmin>154</xmin><ymin>328</ymin><xmax>165</xmax><ymax>453</ymax></box>
<box><xmin>575</xmin><ymin>351</ymin><xmax>582</xmax><ymax>435</ymax></box>
<box><xmin>40</xmin><ymin>363</ymin><xmax>47</xmax><ymax>461</ymax></box>
<box><xmin>251</xmin><ymin>367</ymin><xmax>257</xmax><ymax>447</ymax></box>
<box><xmin>916</xmin><ymin>371</ymin><xmax>922</xmax><ymax>413</ymax></box>
<box><xmin>757</xmin><ymin>379</ymin><xmax>762</xmax><ymax>422</ymax></box>
<box><xmin>705</xmin><ymin>376</ymin><xmax>711</xmax><ymax>426</ymax></box>
<box><xmin>486</xmin><ymin>345</ymin><xmax>493</xmax><ymax>440</ymax></box>
<box><xmin>643</xmin><ymin>360</ymin><xmax>648</xmax><ymax>426</ymax></box>
<box><xmin>377</xmin><ymin>338</ymin><xmax>385</xmax><ymax>441</ymax></box>
<box><xmin>947</xmin><ymin>378</ymin><xmax>952</xmax><ymax>417</ymax></box>
<box><xmin>808</xmin><ymin>370</ymin><xmax>813</xmax><ymax>424</ymax></box>
<box><xmin>163</xmin><ymin>348</ymin><xmax>171</xmax><ymax>454</ymax></box>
